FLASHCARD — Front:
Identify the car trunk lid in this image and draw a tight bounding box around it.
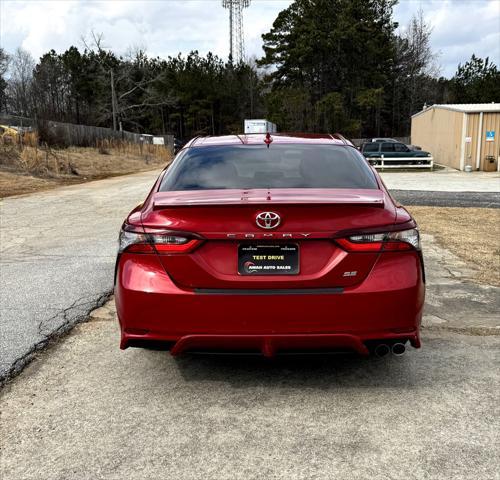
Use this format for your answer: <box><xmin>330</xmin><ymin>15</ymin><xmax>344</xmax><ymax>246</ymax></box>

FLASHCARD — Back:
<box><xmin>141</xmin><ymin>189</ymin><xmax>396</xmax><ymax>289</ymax></box>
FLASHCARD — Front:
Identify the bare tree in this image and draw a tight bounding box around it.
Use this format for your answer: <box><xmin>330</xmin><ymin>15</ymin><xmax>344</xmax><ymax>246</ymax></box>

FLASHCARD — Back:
<box><xmin>0</xmin><ymin>48</ymin><xmax>10</xmax><ymax>112</ymax></box>
<box><xmin>0</xmin><ymin>48</ymin><xmax>9</xmax><ymax>77</ymax></box>
<box><xmin>81</xmin><ymin>32</ymin><xmax>174</xmax><ymax>131</ymax></box>
<box><xmin>403</xmin><ymin>9</ymin><xmax>440</xmax><ymax>113</ymax></box>
<box><xmin>80</xmin><ymin>31</ymin><xmax>119</xmax><ymax>129</ymax></box>
<box><xmin>391</xmin><ymin>9</ymin><xmax>441</xmax><ymax>133</ymax></box>
<box><xmin>6</xmin><ymin>48</ymin><xmax>35</xmax><ymax>116</ymax></box>
<box><xmin>405</xmin><ymin>9</ymin><xmax>440</xmax><ymax>78</ymax></box>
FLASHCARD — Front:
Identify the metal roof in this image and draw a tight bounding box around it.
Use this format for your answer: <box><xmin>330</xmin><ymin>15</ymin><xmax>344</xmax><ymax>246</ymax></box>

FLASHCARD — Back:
<box><xmin>412</xmin><ymin>103</ymin><xmax>500</xmax><ymax>118</ymax></box>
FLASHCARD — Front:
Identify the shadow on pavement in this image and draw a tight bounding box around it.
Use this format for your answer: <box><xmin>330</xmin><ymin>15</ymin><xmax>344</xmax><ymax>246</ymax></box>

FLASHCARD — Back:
<box><xmin>132</xmin><ymin>333</ymin><xmax>496</xmax><ymax>392</ymax></box>
<box><xmin>165</xmin><ymin>349</ymin><xmax>423</xmax><ymax>389</ymax></box>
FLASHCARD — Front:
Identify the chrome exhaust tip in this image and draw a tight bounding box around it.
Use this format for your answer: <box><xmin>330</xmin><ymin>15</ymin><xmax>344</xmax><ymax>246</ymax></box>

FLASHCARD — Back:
<box><xmin>391</xmin><ymin>342</ymin><xmax>406</xmax><ymax>356</ymax></box>
<box><xmin>374</xmin><ymin>343</ymin><xmax>390</xmax><ymax>358</ymax></box>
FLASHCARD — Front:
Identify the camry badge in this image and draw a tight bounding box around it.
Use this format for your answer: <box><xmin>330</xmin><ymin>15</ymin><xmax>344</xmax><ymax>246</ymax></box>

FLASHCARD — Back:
<box><xmin>256</xmin><ymin>211</ymin><xmax>281</xmax><ymax>230</ymax></box>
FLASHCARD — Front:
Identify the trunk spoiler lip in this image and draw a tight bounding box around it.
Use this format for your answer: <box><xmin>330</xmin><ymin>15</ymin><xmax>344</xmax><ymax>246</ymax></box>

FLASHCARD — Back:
<box><xmin>136</xmin><ymin>221</ymin><xmax>416</xmax><ymax>240</ymax></box>
<box><xmin>152</xmin><ymin>188</ymin><xmax>385</xmax><ymax>209</ymax></box>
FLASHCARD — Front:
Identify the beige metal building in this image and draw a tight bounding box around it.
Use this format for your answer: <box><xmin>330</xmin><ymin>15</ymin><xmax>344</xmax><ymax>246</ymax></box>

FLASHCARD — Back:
<box><xmin>411</xmin><ymin>103</ymin><xmax>500</xmax><ymax>171</ymax></box>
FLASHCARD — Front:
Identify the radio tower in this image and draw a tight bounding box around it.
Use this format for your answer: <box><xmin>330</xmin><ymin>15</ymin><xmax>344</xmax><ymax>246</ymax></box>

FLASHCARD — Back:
<box><xmin>222</xmin><ymin>0</ymin><xmax>250</xmax><ymax>63</ymax></box>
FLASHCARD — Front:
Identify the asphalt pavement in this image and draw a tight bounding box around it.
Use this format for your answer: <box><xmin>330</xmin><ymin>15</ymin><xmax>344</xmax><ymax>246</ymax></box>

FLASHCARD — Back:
<box><xmin>380</xmin><ymin>170</ymin><xmax>500</xmax><ymax>207</ymax></box>
<box><xmin>0</xmin><ymin>170</ymin><xmax>162</xmax><ymax>381</ymax></box>
<box><xmin>379</xmin><ymin>170</ymin><xmax>500</xmax><ymax>192</ymax></box>
<box><xmin>391</xmin><ymin>190</ymin><xmax>500</xmax><ymax>208</ymax></box>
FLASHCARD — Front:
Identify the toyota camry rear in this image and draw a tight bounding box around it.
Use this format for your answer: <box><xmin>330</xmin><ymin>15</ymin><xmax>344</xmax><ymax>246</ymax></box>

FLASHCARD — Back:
<box><xmin>115</xmin><ymin>134</ymin><xmax>425</xmax><ymax>357</ymax></box>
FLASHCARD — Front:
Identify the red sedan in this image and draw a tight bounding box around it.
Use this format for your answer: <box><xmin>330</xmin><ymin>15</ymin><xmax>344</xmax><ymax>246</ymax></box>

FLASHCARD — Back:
<box><xmin>115</xmin><ymin>133</ymin><xmax>424</xmax><ymax>358</ymax></box>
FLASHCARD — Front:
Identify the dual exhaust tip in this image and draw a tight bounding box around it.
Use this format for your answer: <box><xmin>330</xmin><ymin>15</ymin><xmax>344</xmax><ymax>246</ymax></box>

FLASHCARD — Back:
<box><xmin>374</xmin><ymin>342</ymin><xmax>406</xmax><ymax>357</ymax></box>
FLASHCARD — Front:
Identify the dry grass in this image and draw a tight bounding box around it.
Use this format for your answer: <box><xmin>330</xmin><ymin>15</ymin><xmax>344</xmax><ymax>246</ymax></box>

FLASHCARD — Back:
<box><xmin>0</xmin><ymin>170</ymin><xmax>67</xmax><ymax>197</ymax></box>
<box><xmin>0</xmin><ymin>137</ymin><xmax>172</xmax><ymax>197</ymax></box>
<box><xmin>409</xmin><ymin>206</ymin><xmax>500</xmax><ymax>286</ymax></box>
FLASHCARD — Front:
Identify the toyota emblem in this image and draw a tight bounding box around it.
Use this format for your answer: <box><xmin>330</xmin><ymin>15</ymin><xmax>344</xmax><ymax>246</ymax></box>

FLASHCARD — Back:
<box><xmin>256</xmin><ymin>211</ymin><xmax>281</xmax><ymax>229</ymax></box>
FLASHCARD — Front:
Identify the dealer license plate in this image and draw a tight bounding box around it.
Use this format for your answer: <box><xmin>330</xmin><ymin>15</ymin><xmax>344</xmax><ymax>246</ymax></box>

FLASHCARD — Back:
<box><xmin>238</xmin><ymin>244</ymin><xmax>299</xmax><ymax>275</ymax></box>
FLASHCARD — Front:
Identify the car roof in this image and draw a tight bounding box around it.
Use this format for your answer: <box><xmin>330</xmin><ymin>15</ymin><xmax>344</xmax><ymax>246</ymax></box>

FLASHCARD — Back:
<box><xmin>184</xmin><ymin>133</ymin><xmax>353</xmax><ymax>148</ymax></box>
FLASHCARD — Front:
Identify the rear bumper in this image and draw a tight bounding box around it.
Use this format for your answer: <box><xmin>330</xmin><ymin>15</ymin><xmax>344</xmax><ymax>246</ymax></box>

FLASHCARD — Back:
<box><xmin>167</xmin><ymin>332</ymin><xmax>420</xmax><ymax>357</ymax></box>
<box><xmin>115</xmin><ymin>252</ymin><xmax>425</xmax><ymax>356</ymax></box>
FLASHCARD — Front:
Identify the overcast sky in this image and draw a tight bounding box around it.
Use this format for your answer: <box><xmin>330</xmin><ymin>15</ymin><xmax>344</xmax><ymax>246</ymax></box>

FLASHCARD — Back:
<box><xmin>0</xmin><ymin>0</ymin><xmax>499</xmax><ymax>78</ymax></box>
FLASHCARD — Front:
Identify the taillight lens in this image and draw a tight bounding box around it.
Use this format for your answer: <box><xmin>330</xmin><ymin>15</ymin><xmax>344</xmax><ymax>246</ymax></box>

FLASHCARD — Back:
<box><xmin>336</xmin><ymin>228</ymin><xmax>420</xmax><ymax>252</ymax></box>
<box><xmin>118</xmin><ymin>229</ymin><xmax>201</xmax><ymax>254</ymax></box>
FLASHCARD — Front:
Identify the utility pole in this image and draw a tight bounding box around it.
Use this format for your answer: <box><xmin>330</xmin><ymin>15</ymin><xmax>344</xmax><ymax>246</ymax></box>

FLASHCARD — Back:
<box><xmin>110</xmin><ymin>70</ymin><xmax>117</xmax><ymax>131</ymax></box>
<box><xmin>229</xmin><ymin>4</ymin><xmax>233</xmax><ymax>60</ymax></box>
<box><xmin>222</xmin><ymin>0</ymin><xmax>250</xmax><ymax>63</ymax></box>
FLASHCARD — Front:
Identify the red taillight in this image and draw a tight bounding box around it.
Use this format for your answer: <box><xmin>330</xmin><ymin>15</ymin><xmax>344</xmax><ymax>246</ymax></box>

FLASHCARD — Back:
<box><xmin>154</xmin><ymin>239</ymin><xmax>201</xmax><ymax>253</ymax></box>
<box><xmin>125</xmin><ymin>243</ymin><xmax>155</xmax><ymax>253</ymax></box>
<box><xmin>335</xmin><ymin>238</ymin><xmax>385</xmax><ymax>252</ymax></box>
<box><xmin>118</xmin><ymin>229</ymin><xmax>202</xmax><ymax>255</ymax></box>
<box><xmin>335</xmin><ymin>229</ymin><xmax>420</xmax><ymax>252</ymax></box>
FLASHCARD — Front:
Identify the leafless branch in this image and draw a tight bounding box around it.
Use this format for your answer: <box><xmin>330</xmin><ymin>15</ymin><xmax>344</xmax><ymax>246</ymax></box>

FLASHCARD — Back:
<box><xmin>120</xmin><ymin>100</ymin><xmax>175</xmax><ymax>112</ymax></box>
<box><xmin>119</xmin><ymin>78</ymin><xmax>159</xmax><ymax>100</ymax></box>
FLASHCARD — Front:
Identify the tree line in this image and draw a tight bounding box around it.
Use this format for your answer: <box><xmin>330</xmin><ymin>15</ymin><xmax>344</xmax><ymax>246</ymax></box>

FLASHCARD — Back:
<box><xmin>1</xmin><ymin>0</ymin><xmax>499</xmax><ymax>140</ymax></box>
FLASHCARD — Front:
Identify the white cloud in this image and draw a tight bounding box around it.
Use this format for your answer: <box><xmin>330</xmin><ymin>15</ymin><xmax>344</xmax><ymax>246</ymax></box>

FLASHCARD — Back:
<box><xmin>395</xmin><ymin>0</ymin><xmax>500</xmax><ymax>76</ymax></box>
<box><xmin>0</xmin><ymin>0</ymin><xmax>293</xmax><ymax>61</ymax></box>
<box><xmin>0</xmin><ymin>0</ymin><xmax>498</xmax><ymax>77</ymax></box>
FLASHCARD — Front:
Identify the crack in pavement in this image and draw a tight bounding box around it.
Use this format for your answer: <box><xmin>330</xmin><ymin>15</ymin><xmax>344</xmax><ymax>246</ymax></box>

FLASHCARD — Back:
<box><xmin>37</xmin><ymin>293</ymin><xmax>111</xmax><ymax>336</ymax></box>
<box><xmin>421</xmin><ymin>233</ymin><xmax>500</xmax><ymax>335</ymax></box>
<box><xmin>0</xmin><ymin>290</ymin><xmax>113</xmax><ymax>387</ymax></box>
<box><xmin>1</xmin><ymin>170</ymin><xmax>162</xmax><ymax>387</ymax></box>
<box><xmin>441</xmin><ymin>265</ymin><xmax>461</xmax><ymax>280</ymax></box>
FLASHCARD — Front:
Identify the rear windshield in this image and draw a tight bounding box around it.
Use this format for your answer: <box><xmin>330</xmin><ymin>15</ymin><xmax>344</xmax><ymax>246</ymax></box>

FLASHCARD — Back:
<box><xmin>160</xmin><ymin>144</ymin><xmax>378</xmax><ymax>191</ymax></box>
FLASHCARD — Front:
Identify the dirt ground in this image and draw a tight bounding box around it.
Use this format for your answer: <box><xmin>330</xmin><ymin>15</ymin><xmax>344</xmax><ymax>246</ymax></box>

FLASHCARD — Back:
<box><xmin>0</xmin><ymin>143</ymin><xmax>171</xmax><ymax>198</ymax></box>
<box><xmin>409</xmin><ymin>206</ymin><xmax>500</xmax><ymax>286</ymax></box>
<box><xmin>0</xmin><ymin>170</ymin><xmax>66</xmax><ymax>197</ymax></box>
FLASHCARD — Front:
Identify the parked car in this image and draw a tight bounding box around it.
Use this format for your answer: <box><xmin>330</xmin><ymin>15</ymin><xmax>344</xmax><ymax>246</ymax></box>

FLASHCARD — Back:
<box><xmin>361</xmin><ymin>141</ymin><xmax>431</xmax><ymax>165</ymax></box>
<box><xmin>173</xmin><ymin>138</ymin><xmax>186</xmax><ymax>154</ymax></box>
<box><xmin>369</xmin><ymin>138</ymin><xmax>421</xmax><ymax>151</ymax></box>
<box><xmin>115</xmin><ymin>133</ymin><xmax>424</xmax><ymax>358</ymax></box>
<box><xmin>370</xmin><ymin>138</ymin><xmax>398</xmax><ymax>143</ymax></box>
